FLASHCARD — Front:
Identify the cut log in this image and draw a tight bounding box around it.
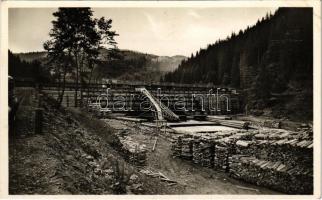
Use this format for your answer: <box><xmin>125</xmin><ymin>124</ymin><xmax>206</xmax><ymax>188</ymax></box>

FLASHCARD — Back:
<box><xmin>217</xmin><ymin>120</ymin><xmax>250</xmax><ymax>129</ymax></box>
<box><xmin>207</xmin><ymin>115</ymin><xmax>232</xmax><ymax>120</ymax></box>
<box><xmin>152</xmin><ymin>137</ymin><xmax>158</xmax><ymax>152</ymax></box>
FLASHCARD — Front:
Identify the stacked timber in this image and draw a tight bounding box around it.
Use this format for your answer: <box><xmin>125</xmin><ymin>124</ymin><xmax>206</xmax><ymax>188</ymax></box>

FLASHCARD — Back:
<box><xmin>213</xmin><ymin>137</ymin><xmax>236</xmax><ymax>171</ymax></box>
<box><xmin>215</xmin><ymin>130</ymin><xmax>235</xmax><ymax>139</ymax></box>
<box><xmin>229</xmin><ymin>155</ymin><xmax>313</xmax><ymax>194</ymax></box>
<box><xmin>213</xmin><ymin>142</ymin><xmax>229</xmax><ymax>171</ymax></box>
<box><xmin>171</xmin><ymin>135</ymin><xmax>182</xmax><ymax>157</ymax></box>
<box><xmin>170</xmin><ymin>127</ymin><xmax>313</xmax><ymax>194</ymax></box>
<box><xmin>254</xmin><ymin>129</ymin><xmax>298</xmax><ymax>140</ymax></box>
<box><xmin>171</xmin><ymin>134</ymin><xmax>194</xmax><ymax>159</ymax></box>
<box><xmin>192</xmin><ymin>136</ymin><xmax>202</xmax><ymax>164</ymax></box>
<box><xmin>236</xmin><ymin>138</ymin><xmax>313</xmax><ymax>168</ymax></box>
<box><xmin>264</xmin><ymin>139</ymin><xmax>313</xmax><ymax>168</ymax></box>
<box><xmin>296</xmin><ymin>127</ymin><xmax>313</xmax><ymax>140</ymax></box>
<box><xmin>192</xmin><ymin>135</ymin><xmax>215</xmax><ymax>167</ymax></box>
<box><xmin>235</xmin><ymin>140</ymin><xmax>256</xmax><ymax>155</ymax></box>
<box><xmin>233</xmin><ymin>130</ymin><xmax>256</xmax><ymax>140</ymax></box>
<box><xmin>263</xmin><ymin>120</ymin><xmax>281</xmax><ymax>129</ymax></box>
<box><xmin>181</xmin><ymin>135</ymin><xmax>194</xmax><ymax>160</ymax></box>
<box><xmin>119</xmin><ymin>137</ymin><xmax>147</xmax><ymax>166</ymax></box>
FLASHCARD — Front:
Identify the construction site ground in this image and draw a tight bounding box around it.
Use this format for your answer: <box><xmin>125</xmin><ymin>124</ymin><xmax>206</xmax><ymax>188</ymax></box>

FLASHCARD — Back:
<box><xmin>9</xmin><ymin>88</ymin><xmax>280</xmax><ymax>195</ymax></box>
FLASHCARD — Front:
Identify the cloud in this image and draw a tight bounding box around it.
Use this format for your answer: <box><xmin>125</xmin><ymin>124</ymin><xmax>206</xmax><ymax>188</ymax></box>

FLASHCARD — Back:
<box><xmin>143</xmin><ymin>12</ymin><xmax>165</xmax><ymax>40</ymax></box>
<box><xmin>188</xmin><ymin>10</ymin><xmax>202</xmax><ymax>19</ymax></box>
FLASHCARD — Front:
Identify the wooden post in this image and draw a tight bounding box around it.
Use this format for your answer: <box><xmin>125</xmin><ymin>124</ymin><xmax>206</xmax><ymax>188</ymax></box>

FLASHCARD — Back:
<box><xmin>35</xmin><ymin>108</ymin><xmax>43</xmax><ymax>134</ymax></box>
<box><xmin>35</xmin><ymin>92</ymin><xmax>43</xmax><ymax>135</ymax></box>
<box><xmin>152</xmin><ymin>137</ymin><xmax>158</xmax><ymax>152</ymax></box>
<box><xmin>66</xmin><ymin>95</ymin><xmax>69</xmax><ymax>107</ymax></box>
<box><xmin>74</xmin><ymin>93</ymin><xmax>77</xmax><ymax>107</ymax></box>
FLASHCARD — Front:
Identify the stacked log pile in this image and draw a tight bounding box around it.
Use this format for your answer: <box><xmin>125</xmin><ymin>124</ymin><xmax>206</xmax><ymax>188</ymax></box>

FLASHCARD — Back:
<box><xmin>171</xmin><ymin>135</ymin><xmax>182</xmax><ymax>157</ymax></box>
<box><xmin>180</xmin><ymin>135</ymin><xmax>194</xmax><ymax>160</ymax></box>
<box><xmin>119</xmin><ymin>137</ymin><xmax>147</xmax><ymax>166</ymax></box>
<box><xmin>229</xmin><ymin>155</ymin><xmax>313</xmax><ymax>194</ymax></box>
<box><xmin>267</xmin><ymin>139</ymin><xmax>312</xmax><ymax>167</ymax></box>
<box><xmin>170</xmin><ymin>127</ymin><xmax>313</xmax><ymax>194</ymax></box>
<box><xmin>171</xmin><ymin>134</ymin><xmax>194</xmax><ymax>159</ymax></box>
<box><xmin>263</xmin><ymin>120</ymin><xmax>281</xmax><ymax>129</ymax></box>
<box><xmin>250</xmin><ymin>130</ymin><xmax>313</xmax><ymax>168</ymax></box>
<box><xmin>110</xmin><ymin>134</ymin><xmax>147</xmax><ymax>167</ymax></box>
<box><xmin>231</xmin><ymin>128</ymin><xmax>313</xmax><ymax>194</ymax></box>
<box><xmin>213</xmin><ymin>143</ymin><xmax>228</xmax><ymax>171</ymax></box>
<box><xmin>213</xmin><ymin>137</ymin><xmax>232</xmax><ymax>171</ymax></box>
<box><xmin>235</xmin><ymin>140</ymin><xmax>256</xmax><ymax>155</ymax></box>
<box><xmin>192</xmin><ymin>135</ymin><xmax>215</xmax><ymax>167</ymax></box>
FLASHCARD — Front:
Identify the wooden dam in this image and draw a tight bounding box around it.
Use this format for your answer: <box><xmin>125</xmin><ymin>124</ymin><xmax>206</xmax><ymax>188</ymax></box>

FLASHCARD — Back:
<box><xmin>16</xmin><ymin>80</ymin><xmax>242</xmax><ymax>121</ymax></box>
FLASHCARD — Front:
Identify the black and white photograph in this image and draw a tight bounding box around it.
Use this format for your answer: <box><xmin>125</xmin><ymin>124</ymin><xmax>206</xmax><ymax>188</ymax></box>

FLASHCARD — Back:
<box><xmin>0</xmin><ymin>0</ymin><xmax>321</xmax><ymax>198</ymax></box>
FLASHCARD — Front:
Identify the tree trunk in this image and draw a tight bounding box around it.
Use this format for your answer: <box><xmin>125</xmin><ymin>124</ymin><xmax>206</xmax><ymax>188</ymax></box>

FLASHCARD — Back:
<box><xmin>87</xmin><ymin>64</ymin><xmax>94</xmax><ymax>99</ymax></box>
<box><xmin>75</xmin><ymin>53</ymin><xmax>79</xmax><ymax>107</ymax></box>
<box><xmin>56</xmin><ymin>65</ymin><xmax>67</xmax><ymax>109</ymax></box>
<box><xmin>56</xmin><ymin>66</ymin><xmax>62</xmax><ymax>104</ymax></box>
<box><xmin>80</xmin><ymin>52</ymin><xmax>84</xmax><ymax>106</ymax></box>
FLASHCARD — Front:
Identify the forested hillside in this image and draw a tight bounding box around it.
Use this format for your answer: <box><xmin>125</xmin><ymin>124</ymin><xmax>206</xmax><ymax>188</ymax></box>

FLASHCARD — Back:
<box><xmin>163</xmin><ymin>8</ymin><xmax>313</xmax><ymax>121</ymax></box>
<box><xmin>93</xmin><ymin>49</ymin><xmax>185</xmax><ymax>82</ymax></box>
<box><xmin>15</xmin><ymin>51</ymin><xmax>47</xmax><ymax>63</ymax></box>
<box><xmin>9</xmin><ymin>51</ymin><xmax>51</xmax><ymax>82</ymax></box>
<box><xmin>13</xmin><ymin>49</ymin><xmax>185</xmax><ymax>83</ymax></box>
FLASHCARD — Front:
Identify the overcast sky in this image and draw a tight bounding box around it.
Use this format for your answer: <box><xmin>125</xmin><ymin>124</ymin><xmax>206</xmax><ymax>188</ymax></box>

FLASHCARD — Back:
<box><xmin>9</xmin><ymin>7</ymin><xmax>277</xmax><ymax>56</ymax></box>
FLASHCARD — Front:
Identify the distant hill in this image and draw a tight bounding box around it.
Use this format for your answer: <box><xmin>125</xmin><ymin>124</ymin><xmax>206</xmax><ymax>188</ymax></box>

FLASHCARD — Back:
<box><xmin>92</xmin><ymin>49</ymin><xmax>186</xmax><ymax>82</ymax></box>
<box><xmin>14</xmin><ymin>49</ymin><xmax>186</xmax><ymax>82</ymax></box>
<box><xmin>15</xmin><ymin>51</ymin><xmax>47</xmax><ymax>62</ymax></box>
<box><xmin>152</xmin><ymin>55</ymin><xmax>187</xmax><ymax>72</ymax></box>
